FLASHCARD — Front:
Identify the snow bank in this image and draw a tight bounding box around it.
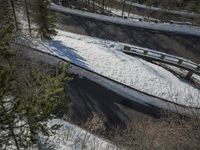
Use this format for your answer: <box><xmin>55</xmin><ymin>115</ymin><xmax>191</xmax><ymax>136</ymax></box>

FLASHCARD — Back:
<box><xmin>39</xmin><ymin>119</ymin><xmax>118</xmax><ymax>150</ymax></box>
<box><xmin>24</xmin><ymin>29</ymin><xmax>200</xmax><ymax>108</ymax></box>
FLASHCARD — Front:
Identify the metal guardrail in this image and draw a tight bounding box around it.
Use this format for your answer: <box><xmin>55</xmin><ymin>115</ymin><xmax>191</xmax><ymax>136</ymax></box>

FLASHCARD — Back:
<box><xmin>123</xmin><ymin>45</ymin><xmax>200</xmax><ymax>80</ymax></box>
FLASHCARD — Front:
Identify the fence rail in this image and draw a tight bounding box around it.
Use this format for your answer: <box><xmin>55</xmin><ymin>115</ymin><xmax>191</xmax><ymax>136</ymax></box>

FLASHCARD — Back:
<box><xmin>123</xmin><ymin>45</ymin><xmax>200</xmax><ymax>80</ymax></box>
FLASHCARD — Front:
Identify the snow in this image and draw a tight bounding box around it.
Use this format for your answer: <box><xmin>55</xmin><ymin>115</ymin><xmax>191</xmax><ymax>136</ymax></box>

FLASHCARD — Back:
<box><xmin>50</xmin><ymin>4</ymin><xmax>200</xmax><ymax>37</ymax></box>
<box><xmin>39</xmin><ymin>119</ymin><xmax>118</xmax><ymax>150</ymax></box>
<box><xmin>19</xmin><ymin>29</ymin><xmax>200</xmax><ymax>108</ymax></box>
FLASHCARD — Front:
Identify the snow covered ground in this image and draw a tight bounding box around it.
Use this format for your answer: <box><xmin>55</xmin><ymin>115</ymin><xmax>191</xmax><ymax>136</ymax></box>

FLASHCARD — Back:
<box><xmin>18</xmin><ymin>29</ymin><xmax>200</xmax><ymax>108</ymax></box>
<box><xmin>39</xmin><ymin>119</ymin><xmax>118</xmax><ymax>150</ymax></box>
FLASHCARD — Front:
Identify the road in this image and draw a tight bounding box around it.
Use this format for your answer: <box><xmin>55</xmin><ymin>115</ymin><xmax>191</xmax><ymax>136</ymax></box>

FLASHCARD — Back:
<box><xmin>65</xmin><ymin>74</ymin><xmax>159</xmax><ymax>125</ymax></box>
<box><xmin>16</xmin><ymin>44</ymin><xmax>159</xmax><ymax>126</ymax></box>
<box><xmin>56</xmin><ymin>12</ymin><xmax>200</xmax><ymax>64</ymax></box>
<box><xmin>14</xmin><ymin>42</ymin><xmax>200</xmax><ymax>126</ymax></box>
<box><xmin>116</xmin><ymin>0</ymin><xmax>200</xmax><ymax>23</ymax></box>
<box><xmin>91</xmin><ymin>0</ymin><xmax>200</xmax><ymax>25</ymax></box>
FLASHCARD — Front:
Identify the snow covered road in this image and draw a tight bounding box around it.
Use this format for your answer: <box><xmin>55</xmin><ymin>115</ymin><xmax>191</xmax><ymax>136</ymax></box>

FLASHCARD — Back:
<box><xmin>22</xmin><ymin>29</ymin><xmax>200</xmax><ymax>108</ymax></box>
<box><xmin>50</xmin><ymin>4</ymin><xmax>200</xmax><ymax>37</ymax></box>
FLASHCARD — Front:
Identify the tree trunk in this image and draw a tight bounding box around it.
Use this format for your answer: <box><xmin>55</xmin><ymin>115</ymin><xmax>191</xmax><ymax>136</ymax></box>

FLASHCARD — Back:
<box><xmin>9</xmin><ymin>125</ymin><xmax>20</xmax><ymax>150</ymax></box>
<box><xmin>122</xmin><ymin>0</ymin><xmax>126</xmax><ymax>17</ymax></box>
<box><xmin>24</xmin><ymin>0</ymin><xmax>31</xmax><ymax>36</ymax></box>
<box><xmin>1</xmin><ymin>103</ymin><xmax>20</xmax><ymax>150</ymax></box>
<box><xmin>92</xmin><ymin>0</ymin><xmax>95</xmax><ymax>11</ymax></box>
<box><xmin>128</xmin><ymin>0</ymin><xmax>133</xmax><ymax>17</ymax></box>
<box><xmin>10</xmin><ymin>0</ymin><xmax>18</xmax><ymax>29</ymax></box>
<box><xmin>102</xmin><ymin>0</ymin><xmax>104</xmax><ymax>13</ymax></box>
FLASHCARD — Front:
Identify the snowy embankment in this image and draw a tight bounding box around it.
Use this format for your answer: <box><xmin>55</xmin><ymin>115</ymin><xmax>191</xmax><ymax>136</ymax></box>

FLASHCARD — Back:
<box><xmin>50</xmin><ymin>4</ymin><xmax>200</xmax><ymax>37</ymax></box>
<box><xmin>39</xmin><ymin>119</ymin><xmax>118</xmax><ymax>150</ymax></box>
<box><xmin>19</xmin><ymin>29</ymin><xmax>200</xmax><ymax>108</ymax></box>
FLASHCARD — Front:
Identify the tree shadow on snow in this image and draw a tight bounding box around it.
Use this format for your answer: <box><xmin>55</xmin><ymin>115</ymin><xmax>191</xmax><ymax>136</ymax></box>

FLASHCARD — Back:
<box><xmin>47</xmin><ymin>40</ymin><xmax>89</xmax><ymax>69</ymax></box>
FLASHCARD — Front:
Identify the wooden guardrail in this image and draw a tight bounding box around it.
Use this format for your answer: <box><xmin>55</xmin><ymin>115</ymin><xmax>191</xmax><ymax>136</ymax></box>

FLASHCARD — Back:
<box><xmin>123</xmin><ymin>45</ymin><xmax>200</xmax><ymax>80</ymax></box>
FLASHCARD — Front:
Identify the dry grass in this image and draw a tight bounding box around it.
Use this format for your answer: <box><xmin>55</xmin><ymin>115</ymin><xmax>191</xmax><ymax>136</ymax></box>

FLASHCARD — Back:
<box><xmin>108</xmin><ymin>116</ymin><xmax>200</xmax><ymax>150</ymax></box>
<box><xmin>66</xmin><ymin>111</ymin><xmax>200</xmax><ymax>150</ymax></box>
<box><xmin>82</xmin><ymin>112</ymin><xmax>107</xmax><ymax>135</ymax></box>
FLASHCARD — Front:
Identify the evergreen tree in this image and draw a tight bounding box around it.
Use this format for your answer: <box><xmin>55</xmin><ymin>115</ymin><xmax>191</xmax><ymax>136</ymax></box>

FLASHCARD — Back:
<box><xmin>32</xmin><ymin>0</ymin><xmax>57</xmax><ymax>39</ymax></box>
<box><xmin>15</xmin><ymin>62</ymin><xmax>71</xmax><ymax>147</ymax></box>
<box><xmin>0</xmin><ymin>23</ymin><xmax>70</xmax><ymax>149</ymax></box>
<box><xmin>0</xmin><ymin>24</ymin><xmax>21</xmax><ymax>150</ymax></box>
<box><xmin>0</xmin><ymin>0</ymin><xmax>14</xmax><ymax>27</ymax></box>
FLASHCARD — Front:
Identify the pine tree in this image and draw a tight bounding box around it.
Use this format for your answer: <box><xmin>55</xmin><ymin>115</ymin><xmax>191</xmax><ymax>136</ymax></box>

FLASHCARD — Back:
<box><xmin>15</xmin><ymin>62</ymin><xmax>71</xmax><ymax>147</ymax></box>
<box><xmin>0</xmin><ymin>0</ymin><xmax>13</xmax><ymax>27</ymax></box>
<box><xmin>0</xmin><ymin>24</ymin><xmax>21</xmax><ymax>150</ymax></box>
<box><xmin>32</xmin><ymin>0</ymin><xmax>57</xmax><ymax>39</ymax></box>
<box><xmin>0</xmin><ymin>23</ymin><xmax>70</xmax><ymax>149</ymax></box>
